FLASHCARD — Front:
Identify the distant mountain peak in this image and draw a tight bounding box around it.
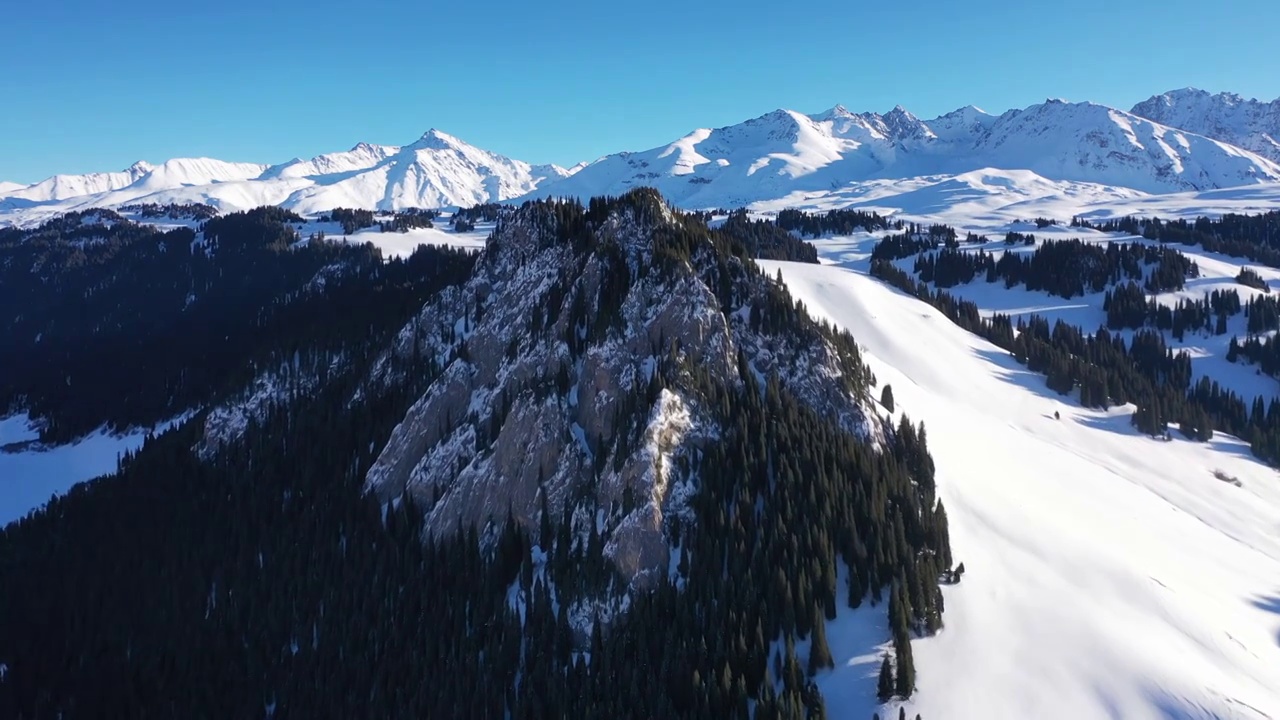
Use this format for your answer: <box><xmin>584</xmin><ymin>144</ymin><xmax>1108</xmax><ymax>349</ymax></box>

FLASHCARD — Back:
<box><xmin>415</xmin><ymin>128</ymin><xmax>465</xmax><ymax>149</ymax></box>
<box><xmin>743</xmin><ymin>108</ymin><xmax>800</xmax><ymax>126</ymax></box>
<box><xmin>1132</xmin><ymin>89</ymin><xmax>1280</xmax><ymax>164</ymax></box>
<box><xmin>936</xmin><ymin>104</ymin><xmax>990</xmax><ymax>119</ymax></box>
<box><xmin>881</xmin><ymin>105</ymin><xmax>934</xmax><ymax>141</ymax></box>
<box><xmin>814</xmin><ymin>104</ymin><xmax>853</xmax><ymax>120</ymax></box>
<box><xmin>1152</xmin><ymin>87</ymin><xmax>1253</xmax><ymax>103</ymax></box>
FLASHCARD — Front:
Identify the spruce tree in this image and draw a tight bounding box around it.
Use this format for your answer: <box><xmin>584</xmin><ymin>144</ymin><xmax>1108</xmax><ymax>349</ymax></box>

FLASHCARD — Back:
<box><xmin>894</xmin><ymin>634</ymin><xmax>915</xmax><ymax>698</ymax></box>
<box><xmin>807</xmin><ymin>608</ymin><xmax>834</xmax><ymax>675</ymax></box>
<box><xmin>876</xmin><ymin>654</ymin><xmax>895</xmax><ymax>702</ymax></box>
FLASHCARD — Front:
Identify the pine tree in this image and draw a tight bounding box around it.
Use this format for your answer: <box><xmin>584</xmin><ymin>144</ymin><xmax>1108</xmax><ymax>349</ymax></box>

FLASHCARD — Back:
<box><xmin>876</xmin><ymin>654</ymin><xmax>895</xmax><ymax>702</ymax></box>
<box><xmin>893</xmin><ymin>634</ymin><xmax>915</xmax><ymax>698</ymax></box>
<box><xmin>880</xmin><ymin>384</ymin><xmax>895</xmax><ymax>413</ymax></box>
<box><xmin>807</xmin><ymin>609</ymin><xmax>834</xmax><ymax>675</ymax></box>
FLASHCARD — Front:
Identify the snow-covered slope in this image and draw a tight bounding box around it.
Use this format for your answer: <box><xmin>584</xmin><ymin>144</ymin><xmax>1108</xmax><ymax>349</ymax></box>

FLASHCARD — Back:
<box><xmin>1134</xmin><ymin>89</ymin><xmax>1280</xmax><ymax>164</ymax></box>
<box><xmin>0</xmin><ymin>131</ymin><xmax>575</xmax><ymax>226</ymax></box>
<box><xmin>748</xmin><ymin>171</ymin><xmax>1280</xmax><ymax>235</ymax></box>
<box><xmin>1</xmin><ymin>413</ymin><xmax>181</xmax><ymax>528</ymax></box>
<box><xmin>3</xmin><ymin>161</ymin><xmax>155</xmax><ymax>203</ymax></box>
<box><xmin>969</xmin><ymin>99</ymin><xmax>1277</xmax><ymax>191</ymax></box>
<box><xmin>763</xmin><ymin>257</ymin><xmax>1280</xmax><ymax>720</ymax></box>
<box><xmin>528</xmin><ymin>99</ymin><xmax>1280</xmax><ymax>208</ymax></box>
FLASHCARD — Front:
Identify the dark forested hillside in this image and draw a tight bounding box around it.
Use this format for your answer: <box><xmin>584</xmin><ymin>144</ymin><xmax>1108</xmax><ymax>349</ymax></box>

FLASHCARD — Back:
<box><xmin>0</xmin><ymin>191</ymin><xmax>950</xmax><ymax>719</ymax></box>
<box><xmin>775</xmin><ymin>208</ymin><xmax>901</xmax><ymax>238</ymax></box>
<box><xmin>0</xmin><ymin>207</ymin><xmax>475</xmax><ymax>443</ymax></box>
<box><xmin>718</xmin><ymin>209</ymin><xmax>820</xmax><ymax>262</ymax></box>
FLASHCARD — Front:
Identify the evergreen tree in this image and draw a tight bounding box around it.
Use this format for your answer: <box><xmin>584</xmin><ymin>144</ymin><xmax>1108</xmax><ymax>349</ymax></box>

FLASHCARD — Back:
<box><xmin>894</xmin><ymin>634</ymin><xmax>915</xmax><ymax>698</ymax></box>
<box><xmin>807</xmin><ymin>608</ymin><xmax>835</xmax><ymax>675</ymax></box>
<box><xmin>877</xmin><ymin>654</ymin><xmax>895</xmax><ymax>702</ymax></box>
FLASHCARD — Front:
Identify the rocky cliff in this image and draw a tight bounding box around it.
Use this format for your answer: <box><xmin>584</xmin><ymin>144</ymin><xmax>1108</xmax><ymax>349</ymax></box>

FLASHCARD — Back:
<box><xmin>363</xmin><ymin>190</ymin><xmax>882</xmax><ymax>594</ymax></box>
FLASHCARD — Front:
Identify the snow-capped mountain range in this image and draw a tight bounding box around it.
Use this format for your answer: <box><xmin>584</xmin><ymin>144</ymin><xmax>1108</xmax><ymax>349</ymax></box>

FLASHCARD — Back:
<box><xmin>1132</xmin><ymin>88</ymin><xmax>1280</xmax><ymax>164</ymax></box>
<box><xmin>0</xmin><ymin>130</ymin><xmax>577</xmax><ymax>226</ymax></box>
<box><xmin>535</xmin><ymin>98</ymin><xmax>1280</xmax><ymax>208</ymax></box>
<box><xmin>2</xmin><ymin>89</ymin><xmax>1278</xmax><ymax>226</ymax></box>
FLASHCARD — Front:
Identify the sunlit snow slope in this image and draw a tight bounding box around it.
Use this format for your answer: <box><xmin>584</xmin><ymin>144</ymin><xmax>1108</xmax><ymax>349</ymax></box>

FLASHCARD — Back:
<box><xmin>760</xmin><ymin>259</ymin><xmax>1280</xmax><ymax>720</ymax></box>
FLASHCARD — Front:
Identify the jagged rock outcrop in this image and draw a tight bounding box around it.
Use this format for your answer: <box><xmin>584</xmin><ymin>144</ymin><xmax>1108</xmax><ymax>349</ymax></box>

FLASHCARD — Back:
<box><xmin>364</xmin><ymin>190</ymin><xmax>880</xmax><ymax>591</ymax></box>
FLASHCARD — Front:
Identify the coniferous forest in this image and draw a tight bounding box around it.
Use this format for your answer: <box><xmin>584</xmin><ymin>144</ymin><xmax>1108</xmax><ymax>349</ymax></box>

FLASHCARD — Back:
<box><xmin>0</xmin><ymin>207</ymin><xmax>475</xmax><ymax>443</ymax></box>
<box><xmin>1071</xmin><ymin>211</ymin><xmax>1280</xmax><ymax>268</ymax></box>
<box><xmin>0</xmin><ymin>191</ymin><xmax>950</xmax><ymax>719</ymax></box>
<box><xmin>870</xmin><ymin>225</ymin><xmax>1280</xmax><ymax>462</ymax></box>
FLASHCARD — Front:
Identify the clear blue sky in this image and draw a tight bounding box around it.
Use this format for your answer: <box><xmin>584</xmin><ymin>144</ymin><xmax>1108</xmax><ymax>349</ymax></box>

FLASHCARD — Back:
<box><xmin>2</xmin><ymin>0</ymin><xmax>1277</xmax><ymax>183</ymax></box>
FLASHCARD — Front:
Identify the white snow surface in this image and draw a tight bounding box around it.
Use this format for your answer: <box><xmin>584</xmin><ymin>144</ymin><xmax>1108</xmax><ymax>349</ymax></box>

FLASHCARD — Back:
<box><xmin>339</xmin><ymin>221</ymin><xmax>491</xmax><ymax>259</ymax></box>
<box><xmin>747</xmin><ymin>171</ymin><xmax>1280</xmax><ymax>240</ymax></box>
<box><xmin>758</xmin><ymin>253</ymin><xmax>1280</xmax><ymax>720</ymax></box>
<box><xmin>0</xmin><ymin>413</ymin><xmax>180</xmax><ymax>528</ymax></box>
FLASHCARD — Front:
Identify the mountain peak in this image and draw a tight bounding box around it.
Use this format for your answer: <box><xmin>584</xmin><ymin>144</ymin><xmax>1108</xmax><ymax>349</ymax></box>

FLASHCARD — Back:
<box><xmin>882</xmin><ymin>104</ymin><xmax>934</xmax><ymax>141</ymax></box>
<box><xmin>816</xmin><ymin>103</ymin><xmax>852</xmax><ymax>119</ymax></box>
<box><xmin>126</xmin><ymin>161</ymin><xmax>155</xmax><ymax>175</ymax></box>
<box><xmin>936</xmin><ymin>104</ymin><xmax>990</xmax><ymax>118</ymax></box>
<box><xmin>1131</xmin><ymin>89</ymin><xmax>1280</xmax><ymax>164</ymax></box>
<box><xmin>750</xmin><ymin>108</ymin><xmax>800</xmax><ymax>124</ymax></box>
<box><xmin>415</xmin><ymin>128</ymin><xmax>466</xmax><ymax>149</ymax></box>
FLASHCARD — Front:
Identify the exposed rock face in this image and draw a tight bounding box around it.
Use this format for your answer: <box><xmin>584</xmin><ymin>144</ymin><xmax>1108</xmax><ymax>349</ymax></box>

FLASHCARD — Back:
<box><xmin>364</xmin><ymin>190</ymin><xmax>879</xmax><ymax>595</ymax></box>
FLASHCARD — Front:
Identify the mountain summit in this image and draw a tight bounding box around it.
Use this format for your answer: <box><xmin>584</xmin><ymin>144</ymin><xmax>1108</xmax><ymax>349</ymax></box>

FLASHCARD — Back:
<box><xmin>1131</xmin><ymin>88</ymin><xmax>1280</xmax><ymax>164</ymax></box>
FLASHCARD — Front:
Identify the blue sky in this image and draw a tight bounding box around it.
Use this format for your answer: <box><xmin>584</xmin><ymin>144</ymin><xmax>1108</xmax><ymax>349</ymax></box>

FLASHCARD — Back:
<box><xmin>2</xmin><ymin>0</ymin><xmax>1277</xmax><ymax>183</ymax></box>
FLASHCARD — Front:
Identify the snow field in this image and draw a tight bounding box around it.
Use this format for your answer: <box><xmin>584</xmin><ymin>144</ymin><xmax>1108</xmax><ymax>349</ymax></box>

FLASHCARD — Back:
<box><xmin>761</xmin><ymin>258</ymin><xmax>1280</xmax><ymax>720</ymax></box>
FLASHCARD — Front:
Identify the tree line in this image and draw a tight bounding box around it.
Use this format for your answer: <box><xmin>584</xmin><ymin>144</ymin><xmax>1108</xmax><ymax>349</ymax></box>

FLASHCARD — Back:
<box><xmin>913</xmin><ymin>239</ymin><xmax>1198</xmax><ymax>297</ymax></box>
<box><xmin>1072</xmin><ymin>212</ymin><xmax>1280</xmax><ymax>268</ymax></box>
